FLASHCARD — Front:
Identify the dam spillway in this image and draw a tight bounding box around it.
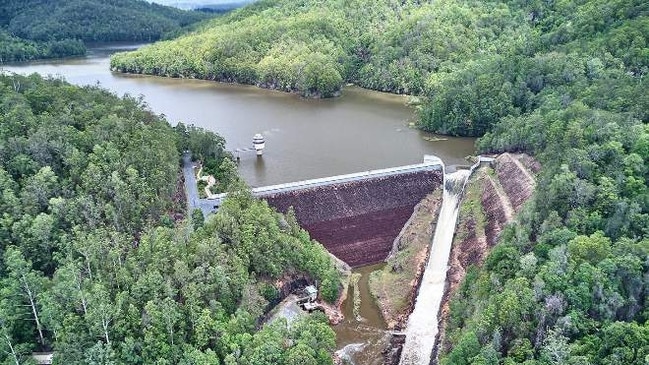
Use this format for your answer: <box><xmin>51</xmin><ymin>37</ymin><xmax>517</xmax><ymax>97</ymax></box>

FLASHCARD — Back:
<box><xmin>399</xmin><ymin>169</ymin><xmax>471</xmax><ymax>365</ymax></box>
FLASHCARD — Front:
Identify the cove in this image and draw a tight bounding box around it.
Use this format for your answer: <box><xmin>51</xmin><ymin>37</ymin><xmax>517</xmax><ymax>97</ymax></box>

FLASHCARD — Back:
<box><xmin>4</xmin><ymin>44</ymin><xmax>476</xmax><ymax>187</ymax></box>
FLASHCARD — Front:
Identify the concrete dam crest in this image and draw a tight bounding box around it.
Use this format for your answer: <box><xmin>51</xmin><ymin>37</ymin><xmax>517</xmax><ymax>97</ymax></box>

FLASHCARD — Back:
<box><xmin>183</xmin><ymin>154</ymin><xmax>499</xmax><ymax>365</ymax></box>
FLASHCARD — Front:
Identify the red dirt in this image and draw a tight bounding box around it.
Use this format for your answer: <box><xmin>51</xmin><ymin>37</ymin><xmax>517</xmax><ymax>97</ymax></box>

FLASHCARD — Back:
<box><xmin>434</xmin><ymin>154</ymin><xmax>539</xmax><ymax>360</ymax></box>
<box><xmin>481</xmin><ymin>175</ymin><xmax>513</xmax><ymax>246</ymax></box>
<box><xmin>263</xmin><ymin>170</ymin><xmax>443</xmax><ymax>267</ymax></box>
<box><xmin>495</xmin><ymin>153</ymin><xmax>536</xmax><ymax>212</ymax></box>
<box><xmin>515</xmin><ymin>153</ymin><xmax>542</xmax><ymax>174</ymax></box>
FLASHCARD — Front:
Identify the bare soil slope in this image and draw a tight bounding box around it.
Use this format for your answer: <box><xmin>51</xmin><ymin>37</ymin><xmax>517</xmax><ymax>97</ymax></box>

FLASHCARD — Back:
<box><xmin>435</xmin><ymin>153</ymin><xmax>538</xmax><ymax>358</ymax></box>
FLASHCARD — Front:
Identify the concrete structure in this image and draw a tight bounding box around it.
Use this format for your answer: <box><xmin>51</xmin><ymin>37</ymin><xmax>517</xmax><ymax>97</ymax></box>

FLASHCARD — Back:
<box><xmin>32</xmin><ymin>352</ymin><xmax>53</xmax><ymax>365</ymax></box>
<box><xmin>220</xmin><ymin>157</ymin><xmax>443</xmax><ymax>266</ymax></box>
<box><xmin>304</xmin><ymin>285</ymin><xmax>318</xmax><ymax>302</ymax></box>
<box><xmin>209</xmin><ymin>156</ymin><xmax>444</xmax><ymax>207</ymax></box>
<box><xmin>182</xmin><ymin>152</ymin><xmax>219</xmax><ymax>217</ymax></box>
<box><xmin>252</xmin><ymin>133</ymin><xmax>265</xmax><ymax>155</ymax></box>
<box><xmin>184</xmin><ymin>156</ymin><xmax>444</xmax><ymax>267</ymax></box>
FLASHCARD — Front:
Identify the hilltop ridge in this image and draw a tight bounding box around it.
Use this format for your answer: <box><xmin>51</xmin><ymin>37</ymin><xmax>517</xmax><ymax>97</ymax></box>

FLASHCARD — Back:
<box><xmin>0</xmin><ymin>0</ymin><xmax>211</xmax><ymax>62</ymax></box>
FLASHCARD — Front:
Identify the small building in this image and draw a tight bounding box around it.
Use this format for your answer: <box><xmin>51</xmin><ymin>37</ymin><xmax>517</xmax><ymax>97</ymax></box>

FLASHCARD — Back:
<box><xmin>304</xmin><ymin>285</ymin><xmax>318</xmax><ymax>302</ymax></box>
<box><xmin>302</xmin><ymin>301</ymin><xmax>320</xmax><ymax>312</ymax></box>
<box><xmin>32</xmin><ymin>352</ymin><xmax>53</xmax><ymax>365</ymax></box>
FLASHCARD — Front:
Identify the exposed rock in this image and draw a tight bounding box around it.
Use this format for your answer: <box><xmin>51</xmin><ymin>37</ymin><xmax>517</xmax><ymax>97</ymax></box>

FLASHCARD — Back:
<box><xmin>382</xmin><ymin>333</ymin><xmax>406</xmax><ymax>365</ymax></box>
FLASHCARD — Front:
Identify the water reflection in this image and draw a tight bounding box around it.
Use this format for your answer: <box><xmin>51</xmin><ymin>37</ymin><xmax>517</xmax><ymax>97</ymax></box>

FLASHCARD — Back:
<box><xmin>253</xmin><ymin>156</ymin><xmax>266</xmax><ymax>182</ymax></box>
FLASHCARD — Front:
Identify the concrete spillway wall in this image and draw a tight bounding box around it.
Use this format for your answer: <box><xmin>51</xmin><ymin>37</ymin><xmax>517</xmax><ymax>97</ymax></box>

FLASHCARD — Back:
<box><xmin>261</xmin><ymin>169</ymin><xmax>444</xmax><ymax>267</ymax></box>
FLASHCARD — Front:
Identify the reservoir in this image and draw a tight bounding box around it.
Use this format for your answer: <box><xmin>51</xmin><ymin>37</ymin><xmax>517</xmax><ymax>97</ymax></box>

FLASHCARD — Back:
<box><xmin>4</xmin><ymin>44</ymin><xmax>476</xmax><ymax>187</ymax></box>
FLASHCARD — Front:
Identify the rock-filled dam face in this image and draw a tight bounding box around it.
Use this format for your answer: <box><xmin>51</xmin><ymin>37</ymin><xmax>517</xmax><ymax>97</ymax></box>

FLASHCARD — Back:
<box><xmin>261</xmin><ymin>170</ymin><xmax>444</xmax><ymax>267</ymax></box>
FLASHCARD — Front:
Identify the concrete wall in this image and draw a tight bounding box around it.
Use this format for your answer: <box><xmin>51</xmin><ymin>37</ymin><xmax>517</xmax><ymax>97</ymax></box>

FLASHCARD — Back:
<box><xmin>263</xmin><ymin>170</ymin><xmax>444</xmax><ymax>267</ymax></box>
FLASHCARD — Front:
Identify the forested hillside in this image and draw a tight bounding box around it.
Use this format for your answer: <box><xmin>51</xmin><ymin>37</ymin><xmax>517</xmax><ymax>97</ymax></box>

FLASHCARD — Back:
<box><xmin>114</xmin><ymin>0</ymin><xmax>649</xmax><ymax>362</ymax></box>
<box><xmin>439</xmin><ymin>0</ymin><xmax>649</xmax><ymax>361</ymax></box>
<box><xmin>110</xmin><ymin>0</ymin><xmax>529</xmax><ymax>97</ymax></box>
<box><xmin>0</xmin><ymin>0</ymin><xmax>211</xmax><ymax>62</ymax></box>
<box><xmin>0</xmin><ymin>74</ymin><xmax>340</xmax><ymax>364</ymax></box>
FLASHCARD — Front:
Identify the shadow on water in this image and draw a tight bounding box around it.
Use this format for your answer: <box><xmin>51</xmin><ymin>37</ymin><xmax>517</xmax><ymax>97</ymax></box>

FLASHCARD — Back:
<box><xmin>334</xmin><ymin>263</ymin><xmax>390</xmax><ymax>365</ymax></box>
<box><xmin>253</xmin><ymin>156</ymin><xmax>266</xmax><ymax>183</ymax></box>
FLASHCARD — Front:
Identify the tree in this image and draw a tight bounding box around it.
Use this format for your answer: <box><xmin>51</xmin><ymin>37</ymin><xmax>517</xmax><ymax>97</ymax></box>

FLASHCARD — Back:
<box><xmin>0</xmin><ymin>306</ymin><xmax>21</xmax><ymax>365</ymax></box>
<box><xmin>191</xmin><ymin>209</ymin><xmax>204</xmax><ymax>230</ymax></box>
<box><xmin>598</xmin><ymin>322</ymin><xmax>649</xmax><ymax>364</ymax></box>
<box><xmin>2</xmin><ymin>246</ymin><xmax>48</xmax><ymax>347</ymax></box>
<box><xmin>87</xmin><ymin>283</ymin><xmax>118</xmax><ymax>346</ymax></box>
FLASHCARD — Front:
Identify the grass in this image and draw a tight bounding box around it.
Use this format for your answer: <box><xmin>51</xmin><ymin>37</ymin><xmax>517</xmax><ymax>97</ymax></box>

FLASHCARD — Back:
<box><xmin>368</xmin><ymin>189</ymin><xmax>443</xmax><ymax>329</ymax></box>
<box><xmin>350</xmin><ymin>273</ymin><xmax>363</xmax><ymax>321</ymax></box>
<box><xmin>456</xmin><ymin>169</ymin><xmax>487</xmax><ymax>244</ymax></box>
<box><xmin>197</xmin><ymin>179</ymin><xmax>208</xmax><ymax>199</ymax></box>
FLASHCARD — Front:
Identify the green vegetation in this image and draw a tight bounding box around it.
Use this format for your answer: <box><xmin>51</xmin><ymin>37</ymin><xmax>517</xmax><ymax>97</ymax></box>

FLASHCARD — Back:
<box><xmin>111</xmin><ymin>0</ymin><xmax>527</xmax><ymax>97</ymax></box>
<box><xmin>0</xmin><ymin>74</ymin><xmax>340</xmax><ymax>364</ymax></box>
<box><xmin>0</xmin><ymin>0</ymin><xmax>211</xmax><ymax>62</ymax></box>
<box><xmin>113</xmin><ymin>0</ymin><xmax>648</xmax><ymax>360</ymax></box>
<box><xmin>438</xmin><ymin>0</ymin><xmax>649</xmax><ymax>363</ymax></box>
<box><xmin>4</xmin><ymin>0</ymin><xmax>648</xmax><ymax>362</ymax></box>
<box><xmin>350</xmin><ymin>273</ymin><xmax>362</xmax><ymax>321</ymax></box>
<box><xmin>0</xmin><ymin>30</ymin><xmax>86</xmax><ymax>62</ymax></box>
<box><xmin>369</xmin><ymin>191</ymin><xmax>442</xmax><ymax>329</ymax></box>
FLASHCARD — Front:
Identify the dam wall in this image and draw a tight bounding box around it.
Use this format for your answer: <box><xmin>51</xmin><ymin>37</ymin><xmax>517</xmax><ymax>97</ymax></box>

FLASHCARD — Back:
<box><xmin>261</xmin><ymin>168</ymin><xmax>444</xmax><ymax>267</ymax></box>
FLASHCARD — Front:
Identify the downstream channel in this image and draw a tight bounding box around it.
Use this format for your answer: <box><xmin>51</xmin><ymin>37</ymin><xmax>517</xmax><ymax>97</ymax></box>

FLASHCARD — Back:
<box><xmin>5</xmin><ymin>44</ymin><xmax>477</xmax><ymax>364</ymax></box>
<box><xmin>335</xmin><ymin>263</ymin><xmax>389</xmax><ymax>365</ymax></box>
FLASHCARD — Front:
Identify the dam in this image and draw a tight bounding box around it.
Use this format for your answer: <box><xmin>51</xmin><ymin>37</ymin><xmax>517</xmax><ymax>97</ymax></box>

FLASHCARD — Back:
<box><xmin>185</xmin><ymin>156</ymin><xmax>445</xmax><ymax>267</ymax></box>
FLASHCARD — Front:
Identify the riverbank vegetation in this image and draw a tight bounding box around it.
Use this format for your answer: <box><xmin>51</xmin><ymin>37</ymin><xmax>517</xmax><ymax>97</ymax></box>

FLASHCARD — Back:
<box><xmin>110</xmin><ymin>0</ymin><xmax>649</xmax><ymax>361</ymax></box>
<box><xmin>0</xmin><ymin>0</ymin><xmax>211</xmax><ymax>62</ymax></box>
<box><xmin>110</xmin><ymin>0</ymin><xmax>530</xmax><ymax>98</ymax></box>
<box><xmin>0</xmin><ymin>74</ymin><xmax>340</xmax><ymax>364</ymax></box>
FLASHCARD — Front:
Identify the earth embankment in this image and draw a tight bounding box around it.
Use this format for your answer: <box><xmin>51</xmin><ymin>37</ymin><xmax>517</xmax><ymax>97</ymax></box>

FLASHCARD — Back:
<box><xmin>368</xmin><ymin>190</ymin><xmax>444</xmax><ymax>329</ymax></box>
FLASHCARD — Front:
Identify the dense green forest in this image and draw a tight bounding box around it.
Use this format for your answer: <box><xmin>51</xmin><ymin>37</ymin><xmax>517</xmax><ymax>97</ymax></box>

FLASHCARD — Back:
<box><xmin>109</xmin><ymin>0</ymin><xmax>532</xmax><ymax>97</ymax></box>
<box><xmin>0</xmin><ymin>0</ymin><xmax>211</xmax><ymax>62</ymax></box>
<box><xmin>0</xmin><ymin>74</ymin><xmax>340</xmax><ymax>364</ymax></box>
<box><xmin>114</xmin><ymin>0</ymin><xmax>649</xmax><ymax>362</ymax></box>
<box><xmin>440</xmin><ymin>0</ymin><xmax>649</xmax><ymax>362</ymax></box>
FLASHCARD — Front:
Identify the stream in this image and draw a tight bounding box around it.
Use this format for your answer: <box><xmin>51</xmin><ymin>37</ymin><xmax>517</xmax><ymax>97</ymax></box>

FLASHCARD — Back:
<box><xmin>335</xmin><ymin>263</ymin><xmax>389</xmax><ymax>365</ymax></box>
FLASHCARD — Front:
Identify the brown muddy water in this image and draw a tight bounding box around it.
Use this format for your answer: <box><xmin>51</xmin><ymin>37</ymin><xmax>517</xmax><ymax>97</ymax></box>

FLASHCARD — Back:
<box><xmin>335</xmin><ymin>263</ymin><xmax>389</xmax><ymax>365</ymax></box>
<box><xmin>4</xmin><ymin>44</ymin><xmax>475</xmax><ymax>187</ymax></box>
